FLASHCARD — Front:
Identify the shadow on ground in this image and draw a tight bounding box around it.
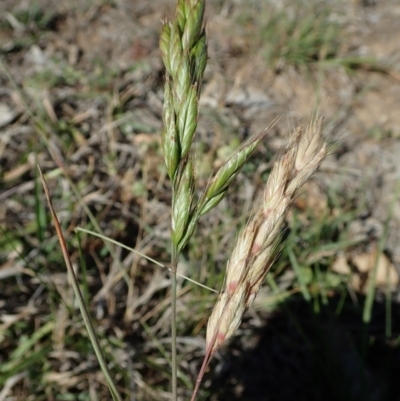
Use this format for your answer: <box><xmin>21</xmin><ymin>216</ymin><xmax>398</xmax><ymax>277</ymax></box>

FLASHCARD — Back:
<box><xmin>207</xmin><ymin>293</ymin><xmax>400</xmax><ymax>401</ymax></box>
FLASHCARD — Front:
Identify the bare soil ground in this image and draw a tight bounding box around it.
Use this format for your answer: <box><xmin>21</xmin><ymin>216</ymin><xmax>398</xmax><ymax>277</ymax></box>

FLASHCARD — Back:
<box><xmin>1</xmin><ymin>0</ymin><xmax>400</xmax><ymax>400</ymax></box>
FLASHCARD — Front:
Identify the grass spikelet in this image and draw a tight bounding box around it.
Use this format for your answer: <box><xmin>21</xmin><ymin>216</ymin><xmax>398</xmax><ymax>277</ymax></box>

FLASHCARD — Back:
<box><xmin>209</xmin><ymin>117</ymin><xmax>326</xmax><ymax>353</ymax></box>
<box><xmin>191</xmin><ymin>117</ymin><xmax>327</xmax><ymax>400</ymax></box>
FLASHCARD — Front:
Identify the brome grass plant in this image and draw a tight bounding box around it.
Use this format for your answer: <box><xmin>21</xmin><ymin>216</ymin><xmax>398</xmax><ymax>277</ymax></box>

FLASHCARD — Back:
<box><xmin>159</xmin><ymin>1</ymin><xmax>327</xmax><ymax>399</ymax></box>
<box><xmin>37</xmin><ymin>1</ymin><xmax>326</xmax><ymax>400</ymax></box>
<box><xmin>3</xmin><ymin>0</ymin><xmax>400</xmax><ymax>400</ymax></box>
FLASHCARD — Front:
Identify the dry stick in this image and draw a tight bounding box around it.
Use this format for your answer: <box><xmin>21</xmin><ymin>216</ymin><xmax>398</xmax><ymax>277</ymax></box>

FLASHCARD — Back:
<box><xmin>38</xmin><ymin>166</ymin><xmax>123</xmax><ymax>401</ymax></box>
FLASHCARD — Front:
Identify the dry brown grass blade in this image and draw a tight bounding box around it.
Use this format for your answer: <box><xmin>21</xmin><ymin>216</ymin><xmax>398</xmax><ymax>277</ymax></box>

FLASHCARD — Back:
<box><xmin>37</xmin><ymin>166</ymin><xmax>123</xmax><ymax>401</ymax></box>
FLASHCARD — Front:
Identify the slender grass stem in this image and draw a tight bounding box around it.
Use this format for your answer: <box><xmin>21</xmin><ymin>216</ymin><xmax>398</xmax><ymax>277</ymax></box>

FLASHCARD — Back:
<box><xmin>171</xmin><ymin>245</ymin><xmax>179</xmax><ymax>401</ymax></box>
<box><xmin>191</xmin><ymin>345</ymin><xmax>212</xmax><ymax>401</ymax></box>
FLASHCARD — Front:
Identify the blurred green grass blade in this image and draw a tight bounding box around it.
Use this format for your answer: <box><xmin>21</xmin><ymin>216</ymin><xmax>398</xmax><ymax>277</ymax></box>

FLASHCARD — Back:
<box><xmin>1</xmin><ymin>321</ymin><xmax>54</xmax><ymax>375</ymax></box>
<box><xmin>315</xmin><ymin>263</ymin><xmax>328</xmax><ymax>305</ymax></box>
<box><xmin>1</xmin><ymin>344</ymin><xmax>52</xmax><ymax>378</ymax></box>
<box><xmin>9</xmin><ymin>321</ymin><xmax>53</xmax><ymax>360</ymax></box>
<box><xmin>335</xmin><ymin>287</ymin><xmax>348</xmax><ymax>316</ymax></box>
<box><xmin>362</xmin><ymin>251</ymin><xmax>382</xmax><ymax>324</ymax></box>
<box><xmin>362</xmin><ymin>179</ymin><xmax>400</xmax><ymax>324</ymax></box>
<box><xmin>34</xmin><ymin>165</ymin><xmax>48</xmax><ymax>242</ymax></box>
<box><xmin>266</xmin><ymin>274</ymin><xmax>310</xmax><ymax>345</ymax></box>
<box><xmin>288</xmin><ymin>247</ymin><xmax>311</xmax><ymax>302</ymax></box>
<box><xmin>76</xmin><ymin>229</ymin><xmax>90</xmax><ymax>307</ymax></box>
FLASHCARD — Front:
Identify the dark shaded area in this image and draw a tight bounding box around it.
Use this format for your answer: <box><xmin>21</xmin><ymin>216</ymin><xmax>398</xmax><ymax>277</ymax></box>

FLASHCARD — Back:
<box><xmin>208</xmin><ymin>293</ymin><xmax>400</xmax><ymax>401</ymax></box>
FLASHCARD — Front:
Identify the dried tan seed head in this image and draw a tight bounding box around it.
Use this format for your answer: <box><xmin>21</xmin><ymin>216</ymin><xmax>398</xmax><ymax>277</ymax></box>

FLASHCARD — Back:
<box><xmin>205</xmin><ymin>117</ymin><xmax>327</xmax><ymax>357</ymax></box>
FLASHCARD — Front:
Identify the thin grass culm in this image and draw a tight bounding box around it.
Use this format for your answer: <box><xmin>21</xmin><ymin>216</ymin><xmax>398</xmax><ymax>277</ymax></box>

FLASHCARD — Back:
<box><xmin>191</xmin><ymin>119</ymin><xmax>327</xmax><ymax>400</ymax></box>
<box><xmin>160</xmin><ymin>2</ymin><xmax>207</xmax><ymax>399</ymax></box>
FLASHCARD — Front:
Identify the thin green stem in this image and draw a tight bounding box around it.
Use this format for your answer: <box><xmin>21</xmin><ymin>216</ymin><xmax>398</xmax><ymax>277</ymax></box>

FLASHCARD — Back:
<box><xmin>171</xmin><ymin>245</ymin><xmax>179</xmax><ymax>401</ymax></box>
